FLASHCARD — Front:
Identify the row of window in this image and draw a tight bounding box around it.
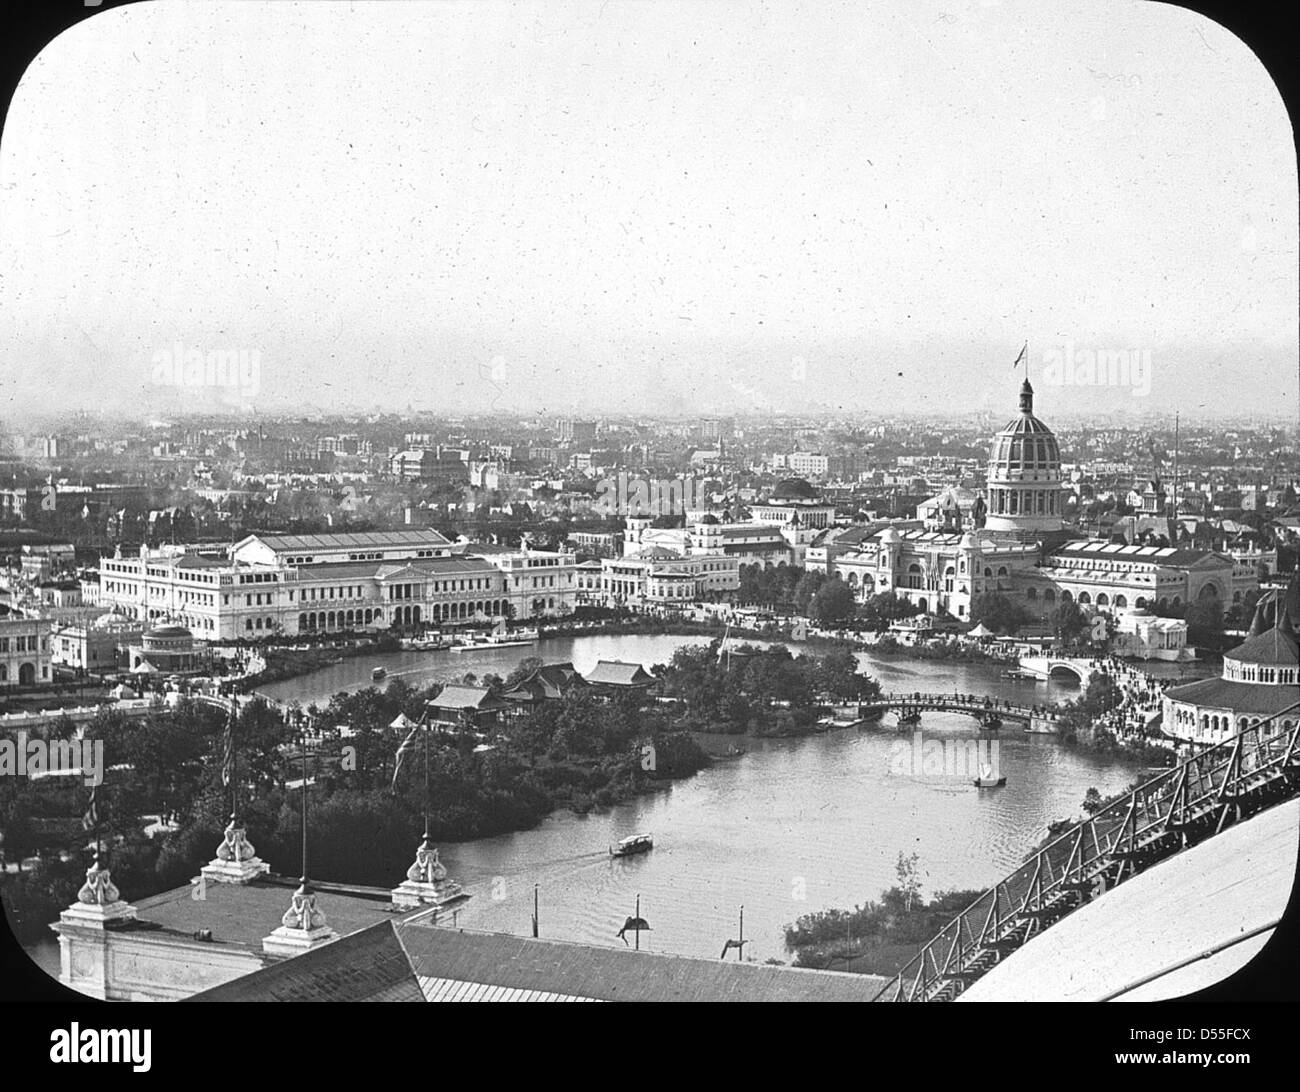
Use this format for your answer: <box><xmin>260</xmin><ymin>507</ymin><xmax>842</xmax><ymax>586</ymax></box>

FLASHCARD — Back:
<box><xmin>987</xmin><ymin>488</ymin><xmax>1059</xmax><ymax>516</ymax></box>
<box><xmin>0</xmin><ymin>635</ymin><xmax>47</xmax><ymax>652</ymax></box>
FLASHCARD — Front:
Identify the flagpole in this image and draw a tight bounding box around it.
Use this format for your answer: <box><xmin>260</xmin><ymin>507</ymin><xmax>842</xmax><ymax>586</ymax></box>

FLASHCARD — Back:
<box><xmin>228</xmin><ymin>697</ymin><xmax>239</xmax><ymax>826</ymax></box>
<box><xmin>300</xmin><ymin>714</ymin><xmax>309</xmax><ymax>884</ymax></box>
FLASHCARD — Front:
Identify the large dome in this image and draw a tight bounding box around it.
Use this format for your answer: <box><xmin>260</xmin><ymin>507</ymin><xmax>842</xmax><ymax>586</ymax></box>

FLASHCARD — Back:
<box><xmin>983</xmin><ymin>379</ymin><xmax>1065</xmax><ymax>537</ymax></box>
<box><xmin>770</xmin><ymin>477</ymin><xmax>818</xmax><ymax>501</ymax></box>
<box><xmin>989</xmin><ymin>380</ymin><xmax>1062</xmax><ymax>476</ymax></box>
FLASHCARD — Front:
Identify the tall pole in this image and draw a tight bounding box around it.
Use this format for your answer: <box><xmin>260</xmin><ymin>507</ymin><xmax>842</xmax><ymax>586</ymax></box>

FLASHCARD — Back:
<box><xmin>230</xmin><ymin>698</ymin><xmax>239</xmax><ymax>825</ymax></box>
<box><xmin>1172</xmin><ymin>411</ymin><xmax>1180</xmax><ymax>536</ymax></box>
<box><xmin>300</xmin><ymin>715</ymin><xmax>309</xmax><ymax>883</ymax></box>
<box><xmin>635</xmin><ymin>894</ymin><xmax>641</xmax><ymax>951</ymax></box>
<box><xmin>422</xmin><ymin>712</ymin><xmax>430</xmax><ymax>840</ymax></box>
<box><xmin>739</xmin><ymin>905</ymin><xmax>744</xmax><ymax>960</ymax></box>
<box><xmin>533</xmin><ymin>884</ymin><xmax>539</xmax><ymax>939</ymax></box>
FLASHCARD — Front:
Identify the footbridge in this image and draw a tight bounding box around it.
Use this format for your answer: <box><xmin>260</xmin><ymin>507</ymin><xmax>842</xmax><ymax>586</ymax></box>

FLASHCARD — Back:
<box><xmin>877</xmin><ymin>700</ymin><xmax>1300</xmax><ymax>1001</ymax></box>
<box><xmin>859</xmin><ymin>692</ymin><xmax>1056</xmax><ymax>728</ymax></box>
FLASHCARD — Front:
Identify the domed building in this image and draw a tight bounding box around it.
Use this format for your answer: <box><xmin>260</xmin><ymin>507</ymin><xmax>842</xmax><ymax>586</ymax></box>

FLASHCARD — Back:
<box><xmin>1162</xmin><ymin>583</ymin><xmax>1300</xmax><ymax>746</ymax></box>
<box><xmin>982</xmin><ymin>379</ymin><xmax>1067</xmax><ymax>541</ymax></box>
<box><xmin>828</xmin><ymin>376</ymin><xmax>1251</xmax><ymax>624</ymax></box>
<box><xmin>127</xmin><ymin>623</ymin><xmax>209</xmax><ymax>675</ymax></box>
<box><xmin>751</xmin><ymin>478</ymin><xmax>836</xmax><ymax>532</ymax></box>
<box><xmin>770</xmin><ymin>477</ymin><xmax>819</xmax><ymax>502</ymax></box>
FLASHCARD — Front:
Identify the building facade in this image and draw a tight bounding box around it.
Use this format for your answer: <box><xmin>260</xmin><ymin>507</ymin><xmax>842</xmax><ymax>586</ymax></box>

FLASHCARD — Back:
<box><xmin>0</xmin><ymin>616</ymin><xmax>52</xmax><ymax>687</ymax></box>
<box><xmin>826</xmin><ymin>380</ymin><xmax>1250</xmax><ymax>624</ymax></box>
<box><xmin>98</xmin><ymin>530</ymin><xmax>575</xmax><ymax>637</ymax></box>
<box><xmin>1162</xmin><ymin>588</ymin><xmax>1299</xmax><ymax>746</ymax></box>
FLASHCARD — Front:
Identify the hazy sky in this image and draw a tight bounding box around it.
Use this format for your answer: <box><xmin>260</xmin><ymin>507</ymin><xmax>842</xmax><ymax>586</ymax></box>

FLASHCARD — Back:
<box><xmin>1</xmin><ymin>0</ymin><xmax>1295</xmax><ymax>422</ymax></box>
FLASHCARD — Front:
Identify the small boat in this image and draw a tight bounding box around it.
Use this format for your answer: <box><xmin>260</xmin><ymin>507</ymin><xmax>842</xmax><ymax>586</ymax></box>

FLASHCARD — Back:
<box><xmin>610</xmin><ymin>833</ymin><xmax>654</xmax><ymax>858</ymax></box>
<box><xmin>978</xmin><ymin>711</ymin><xmax>1002</xmax><ymax>730</ymax></box>
<box><xmin>896</xmin><ymin>709</ymin><xmax>922</xmax><ymax>727</ymax></box>
<box><xmin>973</xmin><ymin>764</ymin><xmax>1006</xmax><ymax>788</ymax></box>
<box><xmin>371</xmin><ymin>667</ymin><xmax>387</xmax><ymax>681</ymax></box>
<box><xmin>486</xmin><ymin>621</ymin><xmax>539</xmax><ymax>646</ymax></box>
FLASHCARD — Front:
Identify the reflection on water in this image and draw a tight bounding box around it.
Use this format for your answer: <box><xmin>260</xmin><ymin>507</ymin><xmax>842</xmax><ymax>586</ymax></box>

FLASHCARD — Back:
<box><xmin>438</xmin><ymin>717</ymin><xmax>1141</xmax><ymax>962</ymax></box>
<box><xmin>262</xmin><ymin>634</ymin><xmax>1178</xmax><ymax>963</ymax></box>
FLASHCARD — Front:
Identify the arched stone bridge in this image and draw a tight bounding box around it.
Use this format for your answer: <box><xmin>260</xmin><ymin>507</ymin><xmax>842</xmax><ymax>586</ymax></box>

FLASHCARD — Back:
<box><xmin>1016</xmin><ymin>656</ymin><xmax>1096</xmax><ymax>691</ymax></box>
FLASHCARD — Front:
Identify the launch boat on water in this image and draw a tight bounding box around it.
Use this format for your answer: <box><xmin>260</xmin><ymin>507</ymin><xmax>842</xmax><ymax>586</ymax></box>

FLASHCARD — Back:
<box><xmin>610</xmin><ymin>834</ymin><xmax>654</xmax><ymax>858</ymax></box>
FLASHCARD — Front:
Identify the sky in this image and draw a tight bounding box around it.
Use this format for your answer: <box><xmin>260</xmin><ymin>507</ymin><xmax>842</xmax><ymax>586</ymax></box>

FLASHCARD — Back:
<box><xmin>0</xmin><ymin>0</ymin><xmax>1295</xmax><ymax>422</ymax></box>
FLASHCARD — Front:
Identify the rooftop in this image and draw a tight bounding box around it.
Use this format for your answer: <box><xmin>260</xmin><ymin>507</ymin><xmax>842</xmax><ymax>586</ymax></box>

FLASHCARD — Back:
<box><xmin>239</xmin><ymin>529</ymin><xmax>452</xmax><ymax>552</ymax></box>
<box><xmin>1223</xmin><ymin>626</ymin><xmax>1299</xmax><ymax>668</ymax></box>
<box><xmin>192</xmin><ymin>919</ymin><xmax>890</xmax><ymax>1003</ymax></box>
<box><xmin>584</xmin><ymin>660</ymin><xmax>655</xmax><ymax>687</ymax></box>
<box><xmin>429</xmin><ymin>685</ymin><xmax>507</xmax><ymax>711</ymax></box>
<box><xmin>124</xmin><ymin>874</ymin><xmax>424</xmax><ymax>956</ymax></box>
<box><xmin>1051</xmin><ymin>540</ymin><xmax>1227</xmax><ymax>567</ymax></box>
<box><xmin>1163</xmin><ymin>676</ymin><xmax>1300</xmax><ymax>715</ymax></box>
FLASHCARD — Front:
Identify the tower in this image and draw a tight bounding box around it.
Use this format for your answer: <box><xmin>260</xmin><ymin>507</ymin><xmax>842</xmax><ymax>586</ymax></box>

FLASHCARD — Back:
<box><xmin>982</xmin><ymin>379</ymin><xmax>1066</xmax><ymax>543</ymax></box>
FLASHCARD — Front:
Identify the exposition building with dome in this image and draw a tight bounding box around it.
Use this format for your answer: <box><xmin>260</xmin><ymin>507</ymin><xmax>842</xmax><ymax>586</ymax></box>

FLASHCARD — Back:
<box><xmin>829</xmin><ymin>378</ymin><xmax>1253</xmax><ymax>624</ymax></box>
<box><xmin>1161</xmin><ymin>582</ymin><xmax>1300</xmax><ymax>745</ymax></box>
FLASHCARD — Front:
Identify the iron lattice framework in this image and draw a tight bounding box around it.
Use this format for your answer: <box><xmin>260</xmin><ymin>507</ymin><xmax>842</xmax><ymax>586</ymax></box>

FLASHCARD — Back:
<box><xmin>879</xmin><ymin>703</ymin><xmax>1300</xmax><ymax>1002</ymax></box>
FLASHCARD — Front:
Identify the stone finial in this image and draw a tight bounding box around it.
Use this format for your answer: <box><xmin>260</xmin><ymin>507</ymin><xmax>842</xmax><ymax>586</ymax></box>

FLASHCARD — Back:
<box><xmin>77</xmin><ymin>855</ymin><xmax>121</xmax><ymax>906</ymax></box>
<box><xmin>215</xmin><ymin>816</ymin><xmax>258</xmax><ymax>863</ymax></box>
<box><xmin>57</xmin><ymin>855</ymin><xmax>137</xmax><ymax>929</ymax></box>
<box><xmin>392</xmin><ymin>838</ymin><xmax>467</xmax><ymax>910</ymax></box>
<box><xmin>262</xmin><ymin>880</ymin><xmax>338</xmax><ymax>957</ymax></box>
<box><xmin>201</xmin><ymin>815</ymin><xmax>270</xmax><ymax>885</ymax></box>
<box><xmin>279</xmin><ymin>881</ymin><xmax>329</xmax><ymax>931</ymax></box>
<box><xmin>405</xmin><ymin>839</ymin><xmax>448</xmax><ymax>885</ymax></box>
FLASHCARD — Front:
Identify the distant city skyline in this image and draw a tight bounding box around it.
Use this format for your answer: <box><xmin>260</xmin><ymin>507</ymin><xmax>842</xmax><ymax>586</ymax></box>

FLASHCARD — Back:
<box><xmin>1</xmin><ymin>1</ymin><xmax>1295</xmax><ymax>420</ymax></box>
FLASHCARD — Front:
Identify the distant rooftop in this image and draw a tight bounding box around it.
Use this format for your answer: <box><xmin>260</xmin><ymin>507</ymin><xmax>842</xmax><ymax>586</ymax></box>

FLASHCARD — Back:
<box><xmin>584</xmin><ymin>660</ymin><xmax>655</xmax><ymax>687</ymax></box>
<box><xmin>240</xmin><ymin>529</ymin><xmax>451</xmax><ymax>552</ymax></box>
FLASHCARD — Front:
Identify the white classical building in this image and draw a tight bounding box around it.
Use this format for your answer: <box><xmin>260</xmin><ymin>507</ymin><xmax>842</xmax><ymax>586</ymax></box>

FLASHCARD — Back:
<box><xmin>827</xmin><ymin>379</ymin><xmax>1248</xmax><ymax>625</ymax></box>
<box><xmin>600</xmin><ymin>550</ymin><xmax>740</xmax><ymax>608</ymax></box>
<box><xmin>50</xmin><ymin>811</ymin><xmax>464</xmax><ymax>1001</ymax></box>
<box><xmin>97</xmin><ymin>529</ymin><xmax>575</xmax><ymax>638</ymax></box>
<box><xmin>622</xmin><ymin>516</ymin><xmax>792</xmax><ymax>568</ymax></box>
<box><xmin>1111</xmin><ymin>609</ymin><xmax>1191</xmax><ymax>661</ymax></box>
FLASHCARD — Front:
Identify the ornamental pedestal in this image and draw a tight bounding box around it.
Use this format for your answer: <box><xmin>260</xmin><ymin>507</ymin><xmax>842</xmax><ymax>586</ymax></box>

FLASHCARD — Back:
<box><xmin>52</xmin><ymin>857</ymin><xmax>138</xmax><ymax>1000</ymax></box>
<box><xmin>391</xmin><ymin>838</ymin><xmax>466</xmax><ymax>910</ymax></box>
<box><xmin>262</xmin><ymin>881</ymin><xmax>338</xmax><ymax>957</ymax></box>
<box><xmin>58</xmin><ymin>855</ymin><xmax>137</xmax><ymax>929</ymax></box>
<box><xmin>200</xmin><ymin>816</ymin><xmax>270</xmax><ymax>885</ymax></box>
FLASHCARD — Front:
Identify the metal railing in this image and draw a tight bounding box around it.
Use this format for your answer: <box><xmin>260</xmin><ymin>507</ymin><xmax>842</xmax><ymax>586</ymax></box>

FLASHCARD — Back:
<box><xmin>878</xmin><ymin>700</ymin><xmax>1300</xmax><ymax>1001</ymax></box>
<box><xmin>861</xmin><ymin>691</ymin><xmax>1049</xmax><ymax>722</ymax></box>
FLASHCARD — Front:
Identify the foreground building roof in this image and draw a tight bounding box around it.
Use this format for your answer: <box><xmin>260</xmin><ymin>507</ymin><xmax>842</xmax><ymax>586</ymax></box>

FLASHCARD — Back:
<box><xmin>191</xmin><ymin>920</ymin><xmax>890</xmax><ymax>1002</ymax></box>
